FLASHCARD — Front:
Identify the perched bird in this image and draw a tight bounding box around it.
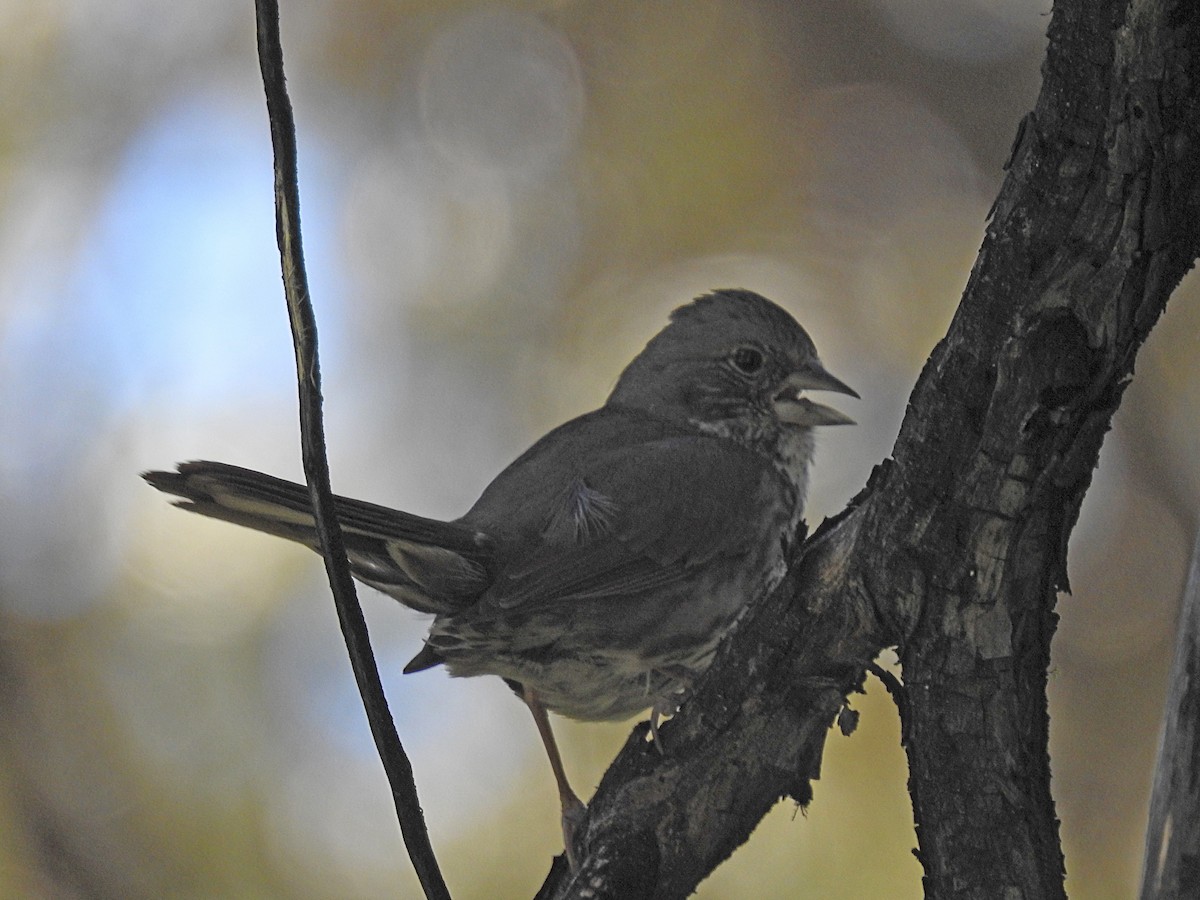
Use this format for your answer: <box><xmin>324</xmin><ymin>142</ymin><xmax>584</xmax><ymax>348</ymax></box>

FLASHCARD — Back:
<box><xmin>144</xmin><ymin>288</ymin><xmax>856</xmax><ymax>865</ymax></box>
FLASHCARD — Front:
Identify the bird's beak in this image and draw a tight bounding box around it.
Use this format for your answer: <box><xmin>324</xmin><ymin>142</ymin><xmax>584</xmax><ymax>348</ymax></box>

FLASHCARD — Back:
<box><xmin>773</xmin><ymin>364</ymin><xmax>859</xmax><ymax>427</ymax></box>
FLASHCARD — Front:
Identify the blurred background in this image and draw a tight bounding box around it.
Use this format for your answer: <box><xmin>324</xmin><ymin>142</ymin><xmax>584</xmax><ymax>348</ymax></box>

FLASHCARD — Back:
<box><xmin>0</xmin><ymin>0</ymin><xmax>1195</xmax><ymax>897</ymax></box>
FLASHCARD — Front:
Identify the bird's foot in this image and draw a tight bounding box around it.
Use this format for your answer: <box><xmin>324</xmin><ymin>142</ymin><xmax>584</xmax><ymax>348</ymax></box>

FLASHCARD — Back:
<box><xmin>647</xmin><ymin>683</ymin><xmax>689</xmax><ymax>753</ymax></box>
<box><xmin>648</xmin><ymin>700</ymin><xmax>669</xmax><ymax>752</ymax></box>
<box><xmin>561</xmin><ymin>792</ymin><xmax>587</xmax><ymax>870</ymax></box>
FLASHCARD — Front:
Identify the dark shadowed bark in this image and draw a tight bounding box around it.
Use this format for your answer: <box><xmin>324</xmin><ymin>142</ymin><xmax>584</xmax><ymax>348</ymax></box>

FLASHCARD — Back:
<box><xmin>537</xmin><ymin>1</ymin><xmax>1200</xmax><ymax>897</ymax></box>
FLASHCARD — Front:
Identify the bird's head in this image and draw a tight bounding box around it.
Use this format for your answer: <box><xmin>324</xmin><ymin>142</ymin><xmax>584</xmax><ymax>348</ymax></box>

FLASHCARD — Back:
<box><xmin>607</xmin><ymin>289</ymin><xmax>858</xmax><ymax>440</ymax></box>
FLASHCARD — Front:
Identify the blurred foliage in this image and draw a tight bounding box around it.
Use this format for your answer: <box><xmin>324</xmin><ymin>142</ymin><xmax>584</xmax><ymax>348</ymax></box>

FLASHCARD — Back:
<box><xmin>0</xmin><ymin>0</ymin><xmax>1195</xmax><ymax>897</ymax></box>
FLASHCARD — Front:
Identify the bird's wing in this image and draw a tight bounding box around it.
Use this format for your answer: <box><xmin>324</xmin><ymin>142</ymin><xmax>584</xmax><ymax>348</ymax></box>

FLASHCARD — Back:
<box><xmin>485</xmin><ymin>437</ymin><xmax>779</xmax><ymax>612</ymax></box>
<box><xmin>144</xmin><ymin>462</ymin><xmax>491</xmax><ymax>613</ymax></box>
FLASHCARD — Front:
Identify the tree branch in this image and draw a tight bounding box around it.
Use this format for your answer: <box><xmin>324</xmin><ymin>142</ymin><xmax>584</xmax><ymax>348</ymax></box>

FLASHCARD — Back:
<box><xmin>537</xmin><ymin>0</ymin><xmax>1200</xmax><ymax>896</ymax></box>
<box><xmin>900</xmin><ymin>2</ymin><xmax>1200</xmax><ymax>894</ymax></box>
<box><xmin>252</xmin><ymin>3</ymin><xmax>450</xmax><ymax>898</ymax></box>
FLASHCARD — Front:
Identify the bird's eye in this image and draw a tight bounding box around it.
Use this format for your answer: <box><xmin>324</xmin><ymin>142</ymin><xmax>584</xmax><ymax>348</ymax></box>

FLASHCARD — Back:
<box><xmin>730</xmin><ymin>346</ymin><xmax>765</xmax><ymax>375</ymax></box>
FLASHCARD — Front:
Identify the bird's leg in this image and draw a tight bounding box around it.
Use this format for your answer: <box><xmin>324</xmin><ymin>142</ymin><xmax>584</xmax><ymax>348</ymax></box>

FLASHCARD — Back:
<box><xmin>522</xmin><ymin>686</ymin><xmax>586</xmax><ymax>869</ymax></box>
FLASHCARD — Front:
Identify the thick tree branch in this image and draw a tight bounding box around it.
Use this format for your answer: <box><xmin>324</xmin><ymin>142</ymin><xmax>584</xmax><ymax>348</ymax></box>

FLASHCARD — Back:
<box><xmin>538</xmin><ymin>0</ymin><xmax>1200</xmax><ymax>896</ymax></box>
<box><xmin>900</xmin><ymin>2</ymin><xmax>1200</xmax><ymax>895</ymax></box>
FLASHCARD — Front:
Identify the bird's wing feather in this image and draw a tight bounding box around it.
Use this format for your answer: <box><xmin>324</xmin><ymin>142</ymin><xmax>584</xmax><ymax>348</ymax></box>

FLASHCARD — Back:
<box><xmin>487</xmin><ymin>437</ymin><xmax>776</xmax><ymax>612</ymax></box>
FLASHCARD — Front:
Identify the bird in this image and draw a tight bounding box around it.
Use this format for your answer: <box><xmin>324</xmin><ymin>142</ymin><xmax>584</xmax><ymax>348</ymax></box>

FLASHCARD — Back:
<box><xmin>143</xmin><ymin>288</ymin><xmax>857</xmax><ymax>866</ymax></box>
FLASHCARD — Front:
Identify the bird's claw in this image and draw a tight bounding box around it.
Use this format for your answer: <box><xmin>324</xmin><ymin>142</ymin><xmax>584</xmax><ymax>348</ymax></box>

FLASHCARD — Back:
<box><xmin>561</xmin><ymin>794</ymin><xmax>587</xmax><ymax>870</ymax></box>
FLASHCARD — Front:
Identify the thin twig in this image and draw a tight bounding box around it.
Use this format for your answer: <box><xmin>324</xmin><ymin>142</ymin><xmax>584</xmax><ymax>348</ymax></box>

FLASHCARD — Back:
<box><xmin>251</xmin><ymin>3</ymin><xmax>450</xmax><ymax>897</ymax></box>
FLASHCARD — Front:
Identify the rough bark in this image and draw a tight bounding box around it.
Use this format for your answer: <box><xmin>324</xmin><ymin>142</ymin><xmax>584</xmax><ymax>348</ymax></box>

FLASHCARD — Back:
<box><xmin>537</xmin><ymin>1</ymin><xmax>1200</xmax><ymax>897</ymax></box>
<box><xmin>899</xmin><ymin>2</ymin><xmax>1200</xmax><ymax>894</ymax></box>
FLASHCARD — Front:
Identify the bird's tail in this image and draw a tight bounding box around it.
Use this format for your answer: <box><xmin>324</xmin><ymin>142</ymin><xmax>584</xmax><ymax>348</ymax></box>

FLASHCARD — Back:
<box><xmin>143</xmin><ymin>461</ymin><xmax>490</xmax><ymax>614</ymax></box>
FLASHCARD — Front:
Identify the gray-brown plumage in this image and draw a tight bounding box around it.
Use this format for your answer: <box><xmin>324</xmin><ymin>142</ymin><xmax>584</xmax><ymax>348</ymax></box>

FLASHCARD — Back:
<box><xmin>144</xmin><ymin>288</ymin><xmax>857</xmax><ymax>864</ymax></box>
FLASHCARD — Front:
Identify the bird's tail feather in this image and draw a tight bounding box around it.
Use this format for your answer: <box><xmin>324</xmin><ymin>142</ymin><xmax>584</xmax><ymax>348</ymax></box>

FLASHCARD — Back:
<box><xmin>143</xmin><ymin>461</ymin><xmax>490</xmax><ymax>614</ymax></box>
